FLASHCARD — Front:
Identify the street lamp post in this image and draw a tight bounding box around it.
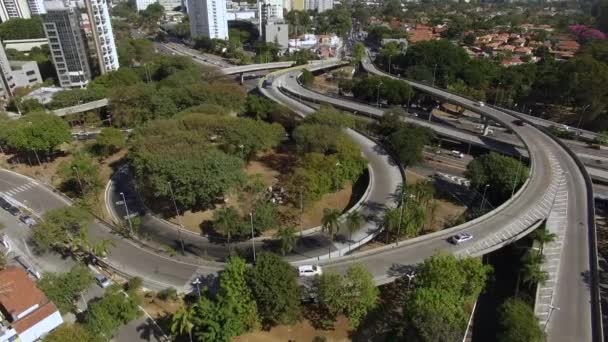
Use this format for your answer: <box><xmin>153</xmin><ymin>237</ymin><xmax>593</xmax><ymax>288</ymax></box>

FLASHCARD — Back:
<box><xmin>494</xmin><ymin>82</ymin><xmax>502</xmax><ymax>106</ymax></box>
<box><xmin>335</xmin><ymin>162</ymin><xmax>341</xmax><ymax>208</ymax></box>
<box><xmin>119</xmin><ymin>192</ymin><xmax>134</xmax><ymax>236</ymax></box>
<box><xmin>376</xmin><ymin>82</ymin><xmax>383</xmax><ymax>108</ymax></box>
<box><xmin>167</xmin><ymin>182</ymin><xmax>186</xmax><ymax>255</ymax></box>
<box><xmin>192</xmin><ymin>277</ymin><xmax>201</xmax><ymax>297</ymax></box>
<box><xmin>250</xmin><ymin>212</ymin><xmax>256</xmax><ymax>262</ymax></box>
<box><xmin>480</xmin><ymin>184</ymin><xmax>490</xmax><ymax>211</ymax></box>
<box><xmin>406</xmin><ymin>271</ymin><xmax>416</xmax><ymax>288</ymax></box>
<box><xmin>432</xmin><ymin>64</ymin><xmax>438</xmax><ymax>87</ymax></box>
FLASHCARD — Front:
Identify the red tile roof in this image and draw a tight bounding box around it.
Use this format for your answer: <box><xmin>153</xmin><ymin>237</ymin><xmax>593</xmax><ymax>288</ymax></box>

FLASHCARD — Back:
<box><xmin>0</xmin><ymin>267</ymin><xmax>45</xmax><ymax>319</ymax></box>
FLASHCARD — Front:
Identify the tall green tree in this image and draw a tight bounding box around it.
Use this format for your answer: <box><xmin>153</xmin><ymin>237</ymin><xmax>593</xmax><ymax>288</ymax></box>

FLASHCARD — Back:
<box><xmin>38</xmin><ymin>265</ymin><xmax>94</xmax><ymax>313</ymax></box>
<box><xmin>5</xmin><ymin>113</ymin><xmax>71</xmax><ymax>161</ymax></box>
<box><xmin>247</xmin><ymin>252</ymin><xmax>301</xmax><ymax>326</ymax></box>
<box><xmin>497</xmin><ymin>298</ymin><xmax>546</xmax><ymax>342</ymax></box>
<box><xmin>213</xmin><ymin>207</ymin><xmax>245</xmax><ymax>245</ymax></box>
<box><xmin>465</xmin><ymin>152</ymin><xmax>528</xmax><ymax>204</ymax></box>
<box><xmin>84</xmin><ymin>287</ymin><xmax>142</xmax><ymax>341</ymax></box>
<box><xmin>386</xmin><ymin>124</ymin><xmax>434</xmax><ymax>167</ymax></box>
<box><xmin>42</xmin><ymin>324</ymin><xmax>92</xmax><ymax>342</ymax></box>
<box><xmin>172</xmin><ymin>305</ymin><xmax>195</xmax><ymax>342</ymax></box>
<box><xmin>274</xmin><ymin>226</ymin><xmax>297</xmax><ymax>256</ymax></box>
<box><xmin>59</xmin><ymin>153</ymin><xmax>101</xmax><ymax>196</ymax></box>
<box><xmin>91</xmin><ymin>128</ymin><xmax>126</xmax><ymax>156</ymax></box>
<box><xmin>321</xmin><ymin>208</ymin><xmax>341</xmax><ymax>241</ymax></box>
<box><xmin>315</xmin><ymin>265</ymin><xmax>378</xmax><ymax>328</ymax></box>
<box><xmin>216</xmin><ymin>256</ymin><xmax>259</xmax><ymax>336</ymax></box>
<box><xmin>31</xmin><ymin>206</ymin><xmax>92</xmax><ymax>254</ymax></box>
<box><xmin>345</xmin><ymin>211</ymin><xmax>364</xmax><ymax>243</ymax></box>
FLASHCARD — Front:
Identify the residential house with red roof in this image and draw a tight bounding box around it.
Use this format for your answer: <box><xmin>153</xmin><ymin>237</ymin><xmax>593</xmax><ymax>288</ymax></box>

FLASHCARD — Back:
<box><xmin>0</xmin><ymin>267</ymin><xmax>63</xmax><ymax>342</ymax></box>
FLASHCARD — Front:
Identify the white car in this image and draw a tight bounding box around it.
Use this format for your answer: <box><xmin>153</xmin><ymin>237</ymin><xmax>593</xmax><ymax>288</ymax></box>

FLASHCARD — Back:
<box><xmin>476</xmin><ymin>101</ymin><xmax>485</xmax><ymax>107</ymax></box>
<box><xmin>298</xmin><ymin>265</ymin><xmax>322</xmax><ymax>277</ymax></box>
<box><xmin>449</xmin><ymin>233</ymin><xmax>473</xmax><ymax>245</ymax></box>
<box><xmin>450</xmin><ymin>150</ymin><xmax>464</xmax><ymax>159</ymax></box>
<box><xmin>95</xmin><ymin>274</ymin><xmax>112</xmax><ymax>288</ymax></box>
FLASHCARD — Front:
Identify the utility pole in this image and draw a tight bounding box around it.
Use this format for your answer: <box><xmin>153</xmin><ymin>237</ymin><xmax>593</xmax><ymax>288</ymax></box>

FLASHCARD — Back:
<box><xmin>250</xmin><ymin>212</ymin><xmax>256</xmax><ymax>262</ymax></box>
<box><xmin>120</xmin><ymin>192</ymin><xmax>134</xmax><ymax>236</ymax></box>
<box><xmin>167</xmin><ymin>182</ymin><xmax>186</xmax><ymax>255</ymax></box>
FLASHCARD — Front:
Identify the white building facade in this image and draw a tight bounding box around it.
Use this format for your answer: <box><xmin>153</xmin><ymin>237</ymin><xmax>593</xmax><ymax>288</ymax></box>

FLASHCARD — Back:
<box><xmin>135</xmin><ymin>0</ymin><xmax>156</xmax><ymax>11</ymax></box>
<box><xmin>0</xmin><ymin>0</ymin><xmax>30</xmax><ymax>21</ymax></box>
<box><xmin>84</xmin><ymin>0</ymin><xmax>119</xmax><ymax>73</ymax></box>
<box><xmin>304</xmin><ymin>0</ymin><xmax>332</xmax><ymax>12</ymax></box>
<box><xmin>187</xmin><ymin>0</ymin><xmax>228</xmax><ymax>39</ymax></box>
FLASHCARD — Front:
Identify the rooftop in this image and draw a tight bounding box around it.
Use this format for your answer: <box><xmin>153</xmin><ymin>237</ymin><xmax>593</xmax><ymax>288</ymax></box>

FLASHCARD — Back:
<box><xmin>0</xmin><ymin>267</ymin><xmax>45</xmax><ymax>319</ymax></box>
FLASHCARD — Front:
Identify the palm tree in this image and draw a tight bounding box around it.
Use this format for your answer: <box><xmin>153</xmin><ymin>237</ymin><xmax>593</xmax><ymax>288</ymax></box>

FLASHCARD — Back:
<box><xmin>345</xmin><ymin>211</ymin><xmax>364</xmax><ymax>244</ymax></box>
<box><xmin>531</xmin><ymin>228</ymin><xmax>557</xmax><ymax>254</ymax></box>
<box><xmin>321</xmin><ymin>208</ymin><xmax>341</xmax><ymax>241</ymax></box>
<box><xmin>522</xmin><ymin>262</ymin><xmax>549</xmax><ymax>288</ymax></box>
<box><xmin>91</xmin><ymin>239</ymin><xmax>116</xmax><ymax>258</ymax></box>
<box><xmin>426</xmin><ymin>201</ymin><xmax>438</xmax><ymax>231</ymax></box>
<box><xmin>213</xmin><ymin>207</ymin><xmax>241</xmax><ymax>250</ymax></box>
<box><xmin>275</xmin><ymin>226</ymin><xmax>297</xmax><ymax>255</ymax></box>
<box><xmin>383</xmin><ymin>207</ymin><xmax>401</xmax><ymax>243</ymax></box>
<box><xmin>171</xmin><ymin>305</ymin><xmax>195</xmax><ymax>342</ymax></box>
<box><xmin>402</xmin><ymin>203</ymin><xmax>426</xmax><ymax>238</ymax></box>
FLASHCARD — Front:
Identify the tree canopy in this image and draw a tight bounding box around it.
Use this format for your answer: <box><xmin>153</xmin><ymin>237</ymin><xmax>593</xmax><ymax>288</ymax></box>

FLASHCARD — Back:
<box><xmin>465</xmin><ymin>152</ymin><xmax>529</xmax><ymax>205</ymax></box>
<box><xmin>247</xmin><ymin>252</ymin><xmax>301</xmax><ymax>326</ymax></box>
<box><xmin>38</xmin><ymin>265</ymin><xmax>94</xmax><ymax>313</ymax></box>
<box><xmin>497</xmin><ymin>298</ymin><xmax>545</xmax><ymax>342</ymax></box>
<box><xmin>2</xmin><ymin>113</ymin><xmax>71</xmax><ymax>157</ymax></box>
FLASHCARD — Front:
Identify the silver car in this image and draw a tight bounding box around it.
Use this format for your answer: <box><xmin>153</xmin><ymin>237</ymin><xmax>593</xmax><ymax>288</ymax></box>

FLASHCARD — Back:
<box><xmin>449</xmin><ymin>233</ymin><xmax>473</xmax><ymax>244</ymax></box>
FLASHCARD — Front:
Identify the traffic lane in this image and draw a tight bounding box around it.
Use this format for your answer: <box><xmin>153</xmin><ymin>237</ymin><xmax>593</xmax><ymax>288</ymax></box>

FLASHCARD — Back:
<box><xmin>0</xmin><ymin>169</ymin><xmax>69</xmax><ymax>214</ymax></box>
<box><xmin>86</xmin><ymin>221</ymin><xmax>203</xmax><ymax>291</ymax></box>
<box><xmin>547</xmin><ymin>142</ymin><xmax>592</xmax><ymax>342</ymax></box>
<box><xmin>324</xmin><ymin>107</ymin><xmax>555</xmax><ymax>279</ymax></box>
<box><xmin>0</xmin><ymin>209</ymin><xmax>74</xmax><ymax>274</ymax></box>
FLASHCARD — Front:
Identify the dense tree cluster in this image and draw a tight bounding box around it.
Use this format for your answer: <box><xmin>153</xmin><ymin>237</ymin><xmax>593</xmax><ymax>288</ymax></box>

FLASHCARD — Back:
<box><xmin>84</xmin><ymin>286</ymin><xmax>142</xmax><ymax>342</ymax></box>
<box><xmin>465</xmin><ymin>152</ymin><xmax>529</xmax><ymax>205</ymax></box>
<box><xmin>352</xmin><ymin>76</ymin><xmax>414</xmax><ymax>106</ymax></box>
<box><xmin>171</xmin><ymin>254</ymin><xmax>376</xmax><ymax>341</ymax></box>
<box><xmin>378</xmin><ymin>39</ymin><xmax>608</xmax><ymax>127</ymax></box>
<box><xmin>38</xmin><ymin>265</ymin><xmax>94</xmax><ymax>313</ymax></box>
<box><xmin>401</xmin><ymin>254</ymin><xmax>492</xmax><ymax>341</ymax></box>
<box><xmin>315</xmin><ymin>264</ymin><xmax>379</xmax><ymax>328</ymax></box>
<box><xmin>0</xmin><ymin>113</ymin><xmax>71</xmax><ymax>162</ymax></box>
<box><xmin>129</xmin><ymin>114</ymin><xmax>284</xmax><ymax>210</ymax></box>
<box><xmin>497</xmin><ymin>298</ymin><xmax>545</xmax><ymax>342</ymax></box>
<box><xmin>289</xmin><ymin>108</ymin><xmax>367</xmax><ymax>202</ymax></box>
<box><xmin>0</xmin><ymin>17</ymin><xmax>45</xmax><ymax>40</ymax></box>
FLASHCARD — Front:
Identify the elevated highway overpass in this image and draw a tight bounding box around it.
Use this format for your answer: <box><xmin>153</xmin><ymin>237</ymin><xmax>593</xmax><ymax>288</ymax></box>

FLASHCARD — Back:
<box><xmin>260</xmin><ymin>59</ymin><xmax>599</xmax><ymax>341</ymax></box>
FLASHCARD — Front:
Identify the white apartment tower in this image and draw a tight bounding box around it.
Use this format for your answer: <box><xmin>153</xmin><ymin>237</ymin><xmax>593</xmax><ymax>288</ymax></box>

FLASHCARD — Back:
<box><xmin>259</xmin><ymin>0</ymin><xmax>282</xmax><ymax>22</ymax></box>
<box><xmin>187</xmin><ymin>0</ymin><xmax>228</xmax><ymax>39</ymax></box>
<box><xmin>304</xmin><ymin>0</ymin><xmax>332</xmax><ymax>12</ymax></box>
<box><xmin>84</xmin><ymin>0</ymin><xmax>119</xmax><ymax>73</ymax></box>
<box><xmin>0</xmin><ymin>41</ymin><xmax>16</xmax><ymax>100</ymax></box>
<box><xmin>0</xmin><ymin>0</ymin><xmax>30</xmax><ymax>21</ymax></box>
<box><xmin>43</xmin><ymin>1</ymin><xmax>91</xmax><ymax>88</ymax></box>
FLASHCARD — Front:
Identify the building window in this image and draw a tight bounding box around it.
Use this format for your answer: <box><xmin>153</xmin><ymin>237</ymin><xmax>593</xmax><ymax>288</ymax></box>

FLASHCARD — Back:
<box><xmin>26</xmin><ymin>70</ymin><xmax>35</xmax><ymax>76</ymax></box>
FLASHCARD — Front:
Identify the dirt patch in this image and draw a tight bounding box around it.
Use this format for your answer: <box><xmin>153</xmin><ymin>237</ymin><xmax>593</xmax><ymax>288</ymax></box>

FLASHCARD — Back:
<box><xmin>235</xmin><ymin>316</ymin><xmax>352</xmax><ymax>342</ymax></box>
<box><xmin>141</xmin><ymin>293</ymin><xmax>183</xmax><ymax>318</ymax></box>
<box><xmin>166</xmin><ymin>148</ymin><xmax>354</xmax><ymax>235</ymax></box>
<box><xmin>311</xmin><ymin>66</ymin><xmax>355</xmax><ymax>94</ymax></box>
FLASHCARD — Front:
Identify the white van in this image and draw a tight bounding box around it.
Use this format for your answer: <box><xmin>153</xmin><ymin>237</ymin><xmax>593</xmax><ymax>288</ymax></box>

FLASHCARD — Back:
<box><xmin>450</xmin><ymin>150</ymin><xmax>464</xmax><ymax>159</ymax></box>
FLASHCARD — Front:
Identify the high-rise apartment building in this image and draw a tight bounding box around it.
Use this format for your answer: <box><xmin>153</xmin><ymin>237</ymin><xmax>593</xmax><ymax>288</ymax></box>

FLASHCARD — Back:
<box><xmin>43</xmin><ymin>0</ymin><xmax>118</xmax><ymax>88</ymax></box>
<box><xmin>83</xmin><ymin>0</ymin><xmax>119</xmax><ymax>73</ymax></box>
<box><xmin>304</xmin><ymin>0</ymin><xmax>332</xmax><ymax>12</ymax></box>
<box><xmin>43</xmin><ymin>1</ymin><xmax>92</xmax><ymax>88</ymax></box>
<box><xmin>0</xmin><ymin>0</ymin><xmax>30</xmax><ymax>22</ymax></box>
<box><xmin>259</xmin><ymin>0</ymin><xmax>282</xmax><ymax>21</ymax></box>
<box><xmin>187</xmin><ymin>0</ymin><xmax>228</xmax><ymax>39</ymax></box>
<box><xmin>0</xmin><ymin>40</ymin><xmax>16</xmax><ymax>99</ymax></box>
<box><xmin>26</xmin><ymin>0</ymin><xmax>44</xmax><ymax>15</ymax></box>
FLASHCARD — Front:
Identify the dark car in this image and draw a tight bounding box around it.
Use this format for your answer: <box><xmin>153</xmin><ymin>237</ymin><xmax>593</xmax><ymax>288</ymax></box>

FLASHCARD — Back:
<box><xmin>513</xmin><ymin>119</ymin><xmax>526</xmax><ymax>126</ymax></box>
<box><xmin>0</xmin><ymin>197</ymin><xmax>10</xmax><ymax>210</ymax></box>
<box><xmin>6</xmin><ymin>206</ymin><xmax>20</xmax><ymax>216</ymax></box>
